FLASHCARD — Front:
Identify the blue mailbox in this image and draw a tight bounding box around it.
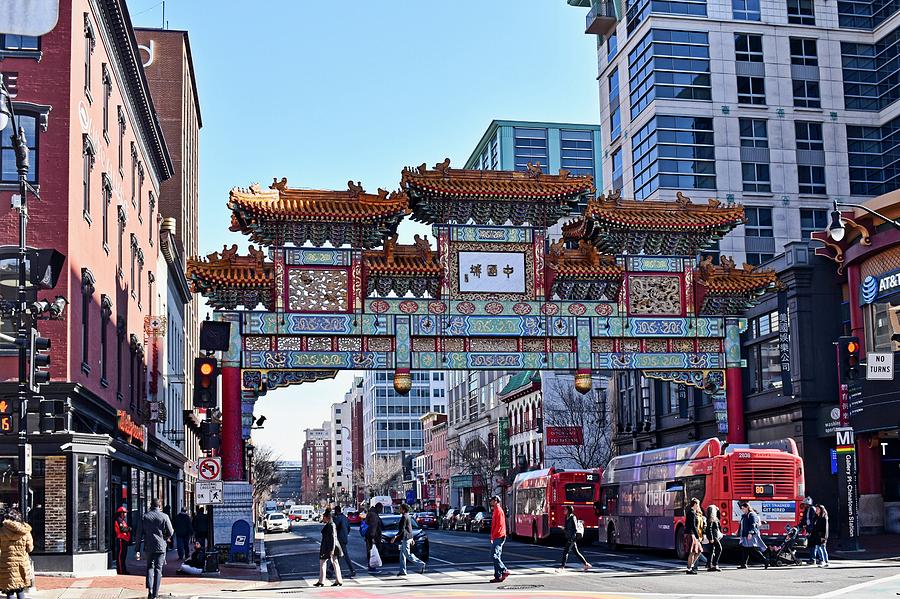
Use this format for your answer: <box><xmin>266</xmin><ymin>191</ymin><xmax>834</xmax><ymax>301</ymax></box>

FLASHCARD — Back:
<box><xmin>229</xmin><ymin>519</ymin><xmax>253</xmax><ymax>563</ymax></box>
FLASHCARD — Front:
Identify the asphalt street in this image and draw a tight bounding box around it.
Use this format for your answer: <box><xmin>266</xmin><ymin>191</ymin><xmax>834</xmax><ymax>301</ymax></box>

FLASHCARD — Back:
<box><xmin>240</xmin><ymin>522</ymin><xmax>900</xmax><ymax>598</ymax></box>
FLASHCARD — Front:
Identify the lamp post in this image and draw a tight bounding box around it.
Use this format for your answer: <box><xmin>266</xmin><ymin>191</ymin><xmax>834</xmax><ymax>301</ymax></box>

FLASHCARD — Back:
<box><xmin>0</xmin><ymin>79</ymin><xmax>38</xmax><ymax>521</ymax></box>
<box><xmin>828</xmin><ymin>200</ymin><xmax>900</xmax><ymax>241</ymax></box>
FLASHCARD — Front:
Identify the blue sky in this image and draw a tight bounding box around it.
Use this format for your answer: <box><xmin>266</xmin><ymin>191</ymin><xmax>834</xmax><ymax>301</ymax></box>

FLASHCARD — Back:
<box><xmin>128</xmin><ymin>0</ymin><xmax>601</xmax><ymax>459</ymax></box>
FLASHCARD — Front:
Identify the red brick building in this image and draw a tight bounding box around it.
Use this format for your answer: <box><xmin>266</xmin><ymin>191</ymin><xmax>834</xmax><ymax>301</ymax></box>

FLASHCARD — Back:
<box><xmin>0</xmin><ymin>0</ymin><xmax>182</xmax><ymax>574</ymax></box>
<box><xmin>301</xmin><ymin>426</ymin><xmax>331</xmax><ymax>504</ymax></box>
<box><xmin>421</xmin><ymin>411</ymin><xmax>449</xmax><ymax>508</ymax></box>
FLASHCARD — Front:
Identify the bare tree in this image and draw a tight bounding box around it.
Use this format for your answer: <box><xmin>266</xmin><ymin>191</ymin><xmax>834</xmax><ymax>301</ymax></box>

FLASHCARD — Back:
<box><xmin>543</xmin><ymin>376</ymin><xmax>615</xmax><ymax>470</ymax></box>
<box><xmin>366</xmin><ymin>454</ymin><xmax>403</xmax><ymax>496</ymax></box>
<box><xmin>252</xmin><ymin>446</ymin><xmax>282</xmax><ymax>515</ymax></box>
<box><xmin>461</xmin><ymin>435</ymin><xmax>499</xmax><ymax>500</ymax></box>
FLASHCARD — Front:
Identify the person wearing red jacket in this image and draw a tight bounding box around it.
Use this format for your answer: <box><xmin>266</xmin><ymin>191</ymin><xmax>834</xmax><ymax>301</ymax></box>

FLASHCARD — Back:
<box><xmin>488</xmin><ymin>495</ymin><xmax>509</xmax><ymax>583</ymax></box>
<box><xmin>113</xmin><ymin>506</ymin><xmax>131</xmax><ymax>575</ymax></box>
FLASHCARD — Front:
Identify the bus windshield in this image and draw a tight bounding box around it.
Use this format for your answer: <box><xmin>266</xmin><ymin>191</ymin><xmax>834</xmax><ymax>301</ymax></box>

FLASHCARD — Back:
<box><xmin>565</xmin><ymin>483</ymin><xmax>596</xmax><ymax>502</ymax></box>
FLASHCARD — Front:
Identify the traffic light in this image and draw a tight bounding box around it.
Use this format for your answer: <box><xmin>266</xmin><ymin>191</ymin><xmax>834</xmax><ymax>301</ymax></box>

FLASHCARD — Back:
<box><xmin>193</xmin><ymin>356</ymin><xmax>219</xmax><ymax>408</ymax></box>
<box><xmin>838</xmin><ymin>336</ymin><xmax>862</xmax><ymax>382</ymax></box>
<box><xmin>0</xmin><ymin>399</ymin><xmax>15</xmax><ymax>435</ymax></box>
<box><xmin>199</xmin><ymin>419</ymin><xmax>221</xmax><ymax>451</ymax></box>
<box><xmin>29</xmin><ymin>328</ymin><xmax>51</xmax><ymax>393</ymax></box>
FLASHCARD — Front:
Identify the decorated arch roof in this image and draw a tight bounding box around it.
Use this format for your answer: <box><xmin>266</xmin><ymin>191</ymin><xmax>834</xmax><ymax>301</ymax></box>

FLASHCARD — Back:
<box><xmin>228</xmin><ymin>178</ymin><xmax>410</xmax><ymax>248</ymax></box>
<box><xmin>547</xmin><ymin>239</ymin><xmax>624</xmax><ymax>301</ymax></box>
<box><xmin>695</xmin><ymin>256</ymin><xmax>779</xmax><ymax>314</ymax></box>
<box><xmin>187</xmin><ymin>244</ymin><xmax>275</xmax><ymax>310</ymax></box>
<box><xmin>363</xmin><ymin>234</ymin><xmax>442</xmax><ymax>298</ymax></box>
<box><xmin>565</xmin><ymin>191</ymin><xmax>745</xmax><ymax>256</ymax></box>
<box><xmin>401</xmin><ymin>159</ymin><xmax>595</xmax><ymax>227</ymax></box>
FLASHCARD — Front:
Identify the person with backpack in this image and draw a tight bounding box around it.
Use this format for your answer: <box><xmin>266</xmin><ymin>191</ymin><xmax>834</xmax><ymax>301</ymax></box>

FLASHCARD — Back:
<box><xmin>559</xmin><ymin>505</ymin><xmax>591</xmax><ymax>572</ymax></box>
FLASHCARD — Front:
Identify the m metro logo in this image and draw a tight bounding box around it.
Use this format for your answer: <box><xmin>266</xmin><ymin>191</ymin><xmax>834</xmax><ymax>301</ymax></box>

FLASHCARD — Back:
<box><xmin>836</xmin><ymin>428</ymin><xmax>855</xmax><ymax>453</ymax></box>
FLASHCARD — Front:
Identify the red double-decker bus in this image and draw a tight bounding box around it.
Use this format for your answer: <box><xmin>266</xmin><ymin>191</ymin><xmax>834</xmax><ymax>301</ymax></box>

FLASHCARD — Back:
<box><xmin>597</xmin><ymin>438</ymin><xmax>805</xmax><ymax>558</ymax></box>
<box><xmin>510</xmin><ymin>468</ymin><xmax>601</xmax><ymax>543</ymax></box>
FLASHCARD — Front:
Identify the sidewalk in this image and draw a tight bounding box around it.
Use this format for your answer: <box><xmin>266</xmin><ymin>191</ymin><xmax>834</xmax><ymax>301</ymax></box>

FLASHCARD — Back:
<box><xmin>831</xmin><ymin>533</ymin><xmax>900</xmax><ymax>560</ymax></box>
<box><xmin>33</xmin><ymin>550</ymin><xmax>268</xmax><ymax>599</ymax></box>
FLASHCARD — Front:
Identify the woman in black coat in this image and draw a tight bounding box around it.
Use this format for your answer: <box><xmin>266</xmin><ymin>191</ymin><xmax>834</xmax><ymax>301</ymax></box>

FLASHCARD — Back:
<box><xmin>809</xmin><ymin>505</ymin><xmax>830</xmax><ymax>567</ymax></box>
<box><xmin>314</xmin><ymin>509</ymin><xmax>344</xmax><ymax>587</ymax></box>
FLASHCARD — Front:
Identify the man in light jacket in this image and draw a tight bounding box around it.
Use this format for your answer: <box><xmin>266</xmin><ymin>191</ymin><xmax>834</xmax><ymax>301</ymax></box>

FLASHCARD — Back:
<box><xmin>136</xmin><ymin>498</ymin><xmax>175</xmax><ymax>599</ymax></box>
<box><xmin>393</xmin><ymin>504</ymin><xmax>426</xmax><ymax>577</ymax></box>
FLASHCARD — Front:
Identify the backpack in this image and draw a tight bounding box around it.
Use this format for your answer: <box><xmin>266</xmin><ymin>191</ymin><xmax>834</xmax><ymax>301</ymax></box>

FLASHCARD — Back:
<box><xmin>359</xmin><ymin>521</ymin><xmax>368</xmax><ymax>538</ymax></box>
<box><xmin>575</xmin><ymin>519</ymin><xmax>585</xmax><ymax>539</ymax></box>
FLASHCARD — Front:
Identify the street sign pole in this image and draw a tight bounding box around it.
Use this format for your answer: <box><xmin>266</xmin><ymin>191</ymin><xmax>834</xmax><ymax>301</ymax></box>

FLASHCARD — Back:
<box><xmin>834</xmin><ymin>340</ymin><xmax>862</xmax><ymax>551</ymax></box>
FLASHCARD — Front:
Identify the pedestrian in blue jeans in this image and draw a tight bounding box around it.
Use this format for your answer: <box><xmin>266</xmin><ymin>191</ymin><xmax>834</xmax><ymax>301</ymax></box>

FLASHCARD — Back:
<box><xmin>393</xmin><ymin>504</ymin><xmax>426</xmax><ymax>576</ymax></box>
<box><xmin>810</xmin><ymin>505</ymin><xmax>830</xmax><ymax>567</ymax></box>
<box><xmin>488</xmin><ymin>495</ymin><xmax>509</xmax><ymax>583</ymax></box>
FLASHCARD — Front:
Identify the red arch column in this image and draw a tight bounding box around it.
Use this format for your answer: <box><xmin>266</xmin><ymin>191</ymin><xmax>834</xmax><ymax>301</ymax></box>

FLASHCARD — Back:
<box><xmin>221</xmin><ymin>366</ymin><xmax>243</xmax><ymax>481</ymax></box>
<box><xmin>724</xmin><ymin>318</ymin><xmax>746</xmax><ymax>444</ymax></box>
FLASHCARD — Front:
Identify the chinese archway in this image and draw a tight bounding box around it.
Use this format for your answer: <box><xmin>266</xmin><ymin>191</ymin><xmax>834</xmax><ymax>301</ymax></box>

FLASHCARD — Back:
<box><xmin>188</xmin><ymin>161</ymin><xmax>777</xmax><ymax>480</ymax></box>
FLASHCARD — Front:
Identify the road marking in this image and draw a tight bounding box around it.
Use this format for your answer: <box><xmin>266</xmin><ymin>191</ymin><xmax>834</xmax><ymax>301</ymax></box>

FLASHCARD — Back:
<box><xmin>428</xmin><ymin>555</ymin><xmax>457</xmax><ymax>565</ymax></box>
<box><xmin>816</xmin><ymin>571</ymin><xmax>900</xmax><ymax>598</ymax></box>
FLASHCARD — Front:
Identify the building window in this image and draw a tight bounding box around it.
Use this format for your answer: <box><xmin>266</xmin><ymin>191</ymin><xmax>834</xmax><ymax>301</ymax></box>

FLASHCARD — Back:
<box><xmin>76</xmin><ymin>455</ymin><xmax>101</xmax><ymax>552</ymax></box>
<box><xmin>148</xmin><ymin>192</ymin><xmax>155</xmax><ymax>245</ymax></box>
<box><xmin>737</xmin><ymin>76</ymin><xmax>766</xmax><ymax>105</ymax></box>
<box><xmin>732</xmin><ymin>0</ymin><xmax>761</xmax><ymax>20</ymax></box>
<box><xmin>629</xmin><ymin>30</ymin><xmax>711</xmax><ymax>120</ymax></box>
<box><xmin>747</xmin><ymin>338</ymin><xmax>782</xmax><ymax>393</ymax></box>
<box><xmin>130</xmin><ymin>234</ymin><xmax>138</xmax><ymax>297</ymax></box>
<box><xmin>793</xmin><ymin>79</ymin><xmax>821</xmax><ymax>108</ymax></box>
<box><xmin>100</xmin><ymin>295</ymin><xmax>112</xmax><ymax>385</ymax></box>
<box><xmin>1</xmin><ymin>113</ymin><xmax>38</xmax><ymax>183</ymax></box>
<box><xmin>560</xmin><ymin>130</ymin><xmax>595</xmax><ymax>177</ymax></box>
<box><xmin>102</xmin><ymin>65</ymin><xmax>111</xmax><ymax>140</ymax></box>
<box><xmin>102</xmin><ymin>174</ymin><xmax>111</xmax><ymax>251</ymax></box>
<box><xmin>739</xmin><ymin>118</ymin><xmax>768</xmax><ymax>148</ymax></box>
<box><xmin>83</xmin><ymin>15</ymin><xmax>95</xmax><ymax>99</ymax></box>
<box><xmin>795</xmin><ymin>121</ymin><xmax>824</xmax><ymax>150</ymax></box>
<box><xmin>735</xmin><ymin>33</ymin><xmax>764</xmax><ymax>63</ymax></box>
<box><xmin>742</xmin><ymin>163</ymin><xmax>771</xmax><ymax>193</ymax></box>
<box><xmin>513</xmin><ymin>128</ymin><xmax>549</xmax><ymax>172</ymax></box>
<box><xmin>116</xmin><ymin>318</ymin><xmax>124</xmax><ymax>399</ymax></box>
<box><xmin>81</xmin><ymin>269</ymin><xmax>96</xmax><ymax>374</ymax></box>
<box><xmin>0</xmin><ymin>34</ymin><xmax>39</xmax><ymax>51</ymax></box>
<box><xmin>117</xmin><ymin>108</ymin><xmax>125</xmax><ymax>174</ymax></box>
<box><xmin>137</xmin><ymin>164</ymin><xmax>144</xmax><ymax>220</ymax></box>
<box><xmin>611</xmin><ymin>147</ymin><xmax>623</xmax><ymax>189</ymax></box>
<box><xmin>609</xmin><ymin>69</ymin><xmax>621</xmax><ymax>141</ymax></box>
<box><xmin>632</xmin><ymin>115</ymin><xmax>715</xmax><ymax>199</ymax></box>
<box><xmin>790</xmin><ymin>38</ymin><xmax>818</xmax><ymax>66</ymax></box>
<box><xmin>82</xmin><ymin>135</ymin><xmax>95</xmax><ymax>222</ymax></box>
<box><xmin>798</xmin><ymin>165</ymin><xmax>826</xmax><ymax>194</ymax></box>
<box><xmin>137</xmin><ymin>250</ymin><xmax>144</xmax><ymax>307</ymax></box>
<box><xmin>787</xmin><ymin>0</ymin><xmax>815</xmax><ymax>24</ymax></box>
<box><xmin>130</xmin><ymin>148</ymin><xmax>137</xmax><ymax>205</ymax></box>
<box><xmin>626</xmin><ymin>0</ymin><xmax>707</xmax><ymax>33</ymax></box>
<box><xmin>744</xmin><ymin>206</ymin><xmax>774</xmax><ymax>264</ymax></box>
<box><xmin>800</xmin><ymin>208</ymin><xmax>827</xmax><ymax>238</ymax></box>
<box><xmin>608</xmin><ymin>31</ymin><xmax>618</xmax><ymax>59</ymax></box>
<box><xmin>117</xmin><ymin>206</ymin><xmax>126</xmax><ymax>277</ymax></box>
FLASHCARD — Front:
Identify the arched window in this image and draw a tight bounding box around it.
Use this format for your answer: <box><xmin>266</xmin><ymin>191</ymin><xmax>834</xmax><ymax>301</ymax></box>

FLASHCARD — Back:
<box><xmin>81</xmin><ymin>268</ymin><xmax>96</xmax><ymax>374</ymax></box>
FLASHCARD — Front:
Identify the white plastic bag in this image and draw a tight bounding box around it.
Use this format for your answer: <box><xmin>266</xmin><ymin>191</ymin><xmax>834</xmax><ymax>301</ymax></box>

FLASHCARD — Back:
<box><xmin>575</xmin><ymin>519</ymin><xmax>585</xmax><ymax>539</ymax></box>
<box><xmin>369</xmin><ymin>545</ymin><xmax>383</xmax><ymax>569</ymax></box>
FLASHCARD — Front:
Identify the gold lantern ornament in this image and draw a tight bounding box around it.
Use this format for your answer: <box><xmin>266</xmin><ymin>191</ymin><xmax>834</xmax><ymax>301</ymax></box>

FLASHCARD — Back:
<box><xmin>574</xmin><ymin>369</ymin><xmax>593</xmax><ymax>395</ymax></box>
<box><xmin>393</xmin><ymin>369</ymin><xmax>412</xmax><ymax>395</ymax></box>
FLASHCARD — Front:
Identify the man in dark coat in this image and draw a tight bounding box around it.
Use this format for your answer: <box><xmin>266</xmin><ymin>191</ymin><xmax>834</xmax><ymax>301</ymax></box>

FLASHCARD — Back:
<box><xmin>173</xmin><ymin>508</ymin><xmax>193</xmax><ymax>561</ymax></box>
<box><xmin>364</xmin><ymin>503</ymin><xmax>384</xmax><ymax>573</ymax></box>
<box><xmin>136</xmin><ymin>498</ymin><xmax>175</xmax><ymax>599</ymax></box>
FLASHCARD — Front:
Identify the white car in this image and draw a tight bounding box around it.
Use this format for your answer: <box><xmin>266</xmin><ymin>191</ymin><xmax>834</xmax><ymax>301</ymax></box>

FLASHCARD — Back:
<box><xmin>265</xmin><ymin>512</ymin><xmax>290</xmax><ymax>533</ymax></box>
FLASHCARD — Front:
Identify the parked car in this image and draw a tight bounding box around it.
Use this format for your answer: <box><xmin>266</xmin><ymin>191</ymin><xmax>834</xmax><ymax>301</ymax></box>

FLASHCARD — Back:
<box><xmin>415</xmin><ymin>512</ymin><xmax>438</xmax><ymax>529</ymax></box>
<box><xmin>455</xmin><ymin>505</ymin><xmax>485</xmax><ymax>531</ymax></box>
<box><xmin>346</xmin><ymin>510</ymin><xmax>362</xmax><ymax>526</ymax></box>
<box><xmin>378</xmin><ymin>515</ymin><xmax>430</xmax><ymax>562</ymax></box>
<box><xmin>472</xmin><ymin>510</ymin><xmax>492</xmax><ymax>533</ymax></box>
<box><xmin>441</xmin><ymin>509</ymin><xmax>458</xmax><ymax>530</ymax></box>
<box><xmin>265</xmin><ymin>512</ymin><xmax>290</xmax><ymax>533</ymax></box>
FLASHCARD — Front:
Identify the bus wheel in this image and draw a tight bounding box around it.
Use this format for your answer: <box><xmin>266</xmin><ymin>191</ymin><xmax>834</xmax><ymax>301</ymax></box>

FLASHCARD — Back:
<box><xmin>674</xmin><ymin>525</ymin><xmax>687</xmax><ymax>561</ymax></box>
<box><xmin>606</xmin><ymin>524</ymin><xmax>618</xmax><ymax>551</ymax></box>
<box><xmin>531</xmin><ymin>525</ymin><xmax>539</xmax><ymax>545</ymax></box>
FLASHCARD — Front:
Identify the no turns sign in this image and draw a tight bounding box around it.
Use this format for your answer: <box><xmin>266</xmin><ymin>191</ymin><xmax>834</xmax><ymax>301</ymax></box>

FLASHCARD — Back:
<box><xmin>197</xmin><ymin>457</ymin><xmax>222</xmax><ymax>481</ymax></box>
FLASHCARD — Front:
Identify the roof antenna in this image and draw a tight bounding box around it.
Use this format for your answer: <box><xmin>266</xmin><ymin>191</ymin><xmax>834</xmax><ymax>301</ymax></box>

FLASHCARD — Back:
<box><xmin>162</xmin><ymin>0</ymin><xmax>166</xmax><ymax>29</ymax></box>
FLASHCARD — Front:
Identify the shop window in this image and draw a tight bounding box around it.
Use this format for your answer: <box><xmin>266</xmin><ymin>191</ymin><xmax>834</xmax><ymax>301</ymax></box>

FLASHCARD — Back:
<box><xmin>747</xmin><ymin>338</ymin><xmax>783</xmax><ymax>394</ymax></box>
<box><xmin>866</xmin><ymin>297</ymin><xmax>900</xmax><ymax>353</ymax></box>
<box><xmin>77</xmin><ymin>455</ymin><xmax>101</xmax><ymax>551</ymax></box>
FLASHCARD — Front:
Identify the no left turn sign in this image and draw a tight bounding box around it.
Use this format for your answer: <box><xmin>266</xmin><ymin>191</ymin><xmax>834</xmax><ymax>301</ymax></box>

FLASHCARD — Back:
<box><xmin>197</xmin><ymin>457</ymin><xmax>222</xmax><ymax>481</ymax></box>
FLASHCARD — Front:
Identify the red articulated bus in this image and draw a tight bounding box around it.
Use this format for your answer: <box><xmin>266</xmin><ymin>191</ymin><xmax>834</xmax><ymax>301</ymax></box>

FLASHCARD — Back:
<box><xmin>597</xmin><ymin>438</ymin><xmax>805</xmax><ymax>558</ymax></box>
<box><xmin>510</xmin><ymin>467</ymin><xmax>602</xmax><ymax>544</ymax></box>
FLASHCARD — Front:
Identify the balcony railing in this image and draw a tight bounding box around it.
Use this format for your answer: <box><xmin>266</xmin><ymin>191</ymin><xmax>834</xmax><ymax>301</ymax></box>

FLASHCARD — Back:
<box><xmin>586</xmin><ymin>1</ymin><xmax>618</xmax><ymax>36</ymax></box>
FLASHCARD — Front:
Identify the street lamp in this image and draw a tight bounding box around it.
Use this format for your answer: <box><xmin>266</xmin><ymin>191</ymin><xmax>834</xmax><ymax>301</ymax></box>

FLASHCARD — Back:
<box><xmin>828</xmin><ymin>200</ymin><xmax>900</xmax><ymax>242</ymax></box>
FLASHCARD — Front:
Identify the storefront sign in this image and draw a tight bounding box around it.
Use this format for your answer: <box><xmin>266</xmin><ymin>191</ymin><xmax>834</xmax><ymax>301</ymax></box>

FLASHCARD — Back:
<box><xmin>117</xmin><ymin>410</ymin><xmax>146</xmax><ymax>447</ymax></box>
<box><xmin>777</xmin><ymin>291</ymin><xmax>793</xmax><ymax>395</ymax></box>
<box><xmin>866</xmin><ymin>352</ymin><xmax>894</xmax><ymax>380</ymax></box>
<box><xmin>458</xmin><ymin>251</ymin><xmax>526</xmax><ymax>293</ymax></box>
<box><xmin>498</xmin><ymin>417</ymin><xmax>511</xmax><ymax>469</ymax></box>
<box><xmin>546</xmin><ymin>426</ymin><xmax>584</xmax><ymax>446</ymax></box>
<box><xmin>860</xmin><ymin>267</ymin><xmax>900</xmax><ymax>305</ymax></box>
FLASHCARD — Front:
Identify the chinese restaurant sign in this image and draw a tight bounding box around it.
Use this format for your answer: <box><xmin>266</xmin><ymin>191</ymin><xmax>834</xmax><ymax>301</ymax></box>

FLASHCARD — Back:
<box><xmin>498</xmin><ymin>417</ymin><xmax>511</xmax><ymax>469</ymax></box>
<box><xmin>458</xmin><ymin>251</ymin><xmax>525</xmax><ymax>293</ymax></box>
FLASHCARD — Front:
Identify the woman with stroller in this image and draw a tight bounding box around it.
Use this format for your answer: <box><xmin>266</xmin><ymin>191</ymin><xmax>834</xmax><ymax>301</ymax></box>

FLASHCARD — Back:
<box><xmin>704</xmin><ymin>505</ymin><xmax>723</xmax><ymax>572</ymax></box>
<box><xmin>809</xmin><ymin>505</ymin><xmax>830</xmax><ymax>567</ymax></box>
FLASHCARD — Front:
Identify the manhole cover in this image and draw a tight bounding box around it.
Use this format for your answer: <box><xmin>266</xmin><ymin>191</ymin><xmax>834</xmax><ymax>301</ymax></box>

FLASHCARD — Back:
<box><xmin>798</xmin><ymin>581</ymin><xmax>826</xmax><ymax>584</ymax></box>
<box><xmin>499</xmin><ymin>585</ymin><xmax>544</xmax><ymax>590</ymax></box>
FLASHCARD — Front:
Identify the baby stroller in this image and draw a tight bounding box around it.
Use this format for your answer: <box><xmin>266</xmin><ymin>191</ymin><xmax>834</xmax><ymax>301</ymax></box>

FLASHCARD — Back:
<box><xmin>765</xmin><ymin>524</ymin><xmax>803</xmax><ymax>567</ymax></box>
